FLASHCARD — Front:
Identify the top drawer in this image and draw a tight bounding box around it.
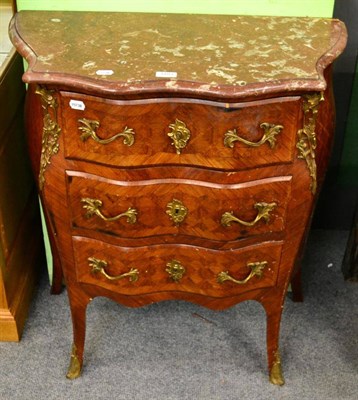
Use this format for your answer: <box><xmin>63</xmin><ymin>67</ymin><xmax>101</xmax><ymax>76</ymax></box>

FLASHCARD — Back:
<box><xmin>60</xmin><ymin>92</ymin><xmax>301</xmax><ymax>170</ymax></box>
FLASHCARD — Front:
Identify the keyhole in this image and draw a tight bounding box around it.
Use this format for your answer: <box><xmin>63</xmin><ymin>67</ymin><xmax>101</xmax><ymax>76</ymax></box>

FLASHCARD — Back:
<box><xmin>166</xmin><ymin>199</ymin><xmax>187</xmax><ymax>225</ymax></box>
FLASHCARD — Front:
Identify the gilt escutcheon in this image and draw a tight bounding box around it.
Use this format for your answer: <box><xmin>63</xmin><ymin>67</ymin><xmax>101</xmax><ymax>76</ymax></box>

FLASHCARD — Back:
<box><xmin>166</xmin><ymin>260</ymin><xmax>186</xmax><ymax>282</ymax></box>
<box><xmin>167</xmin><ymin>119</ymin><xmax>191</xmax><ymax>154</ymax></box>
<box><xmin>166</xmin><ymin>199</ymin><xmax>188</xmax><ymax>225</ymax></box>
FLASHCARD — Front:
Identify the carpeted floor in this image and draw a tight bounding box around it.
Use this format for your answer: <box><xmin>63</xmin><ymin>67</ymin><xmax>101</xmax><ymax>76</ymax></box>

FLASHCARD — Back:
<box><xmin>0</xmin><ymin>229</ymin><xmax>357</xmax><ymax>400</ymax></box>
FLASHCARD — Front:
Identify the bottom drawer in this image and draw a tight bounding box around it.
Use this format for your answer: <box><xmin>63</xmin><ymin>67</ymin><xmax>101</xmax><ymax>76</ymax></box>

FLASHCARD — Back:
<box><xmin>73</xmin><ymin>237</ymin><xmax>283</xmax><ymax>298</ymax></box>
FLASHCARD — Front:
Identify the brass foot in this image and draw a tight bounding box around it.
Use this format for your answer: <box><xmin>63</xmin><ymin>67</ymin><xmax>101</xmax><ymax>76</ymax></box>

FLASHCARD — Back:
<box><xmin>66</xmin><ymin>344</ymin><xmax>82</xmax><ymax>380</ymax></box>
<box><xmin>269</xmin><ymin>351</ymin><xmax>285</xmax><ymax>386</ymax></box>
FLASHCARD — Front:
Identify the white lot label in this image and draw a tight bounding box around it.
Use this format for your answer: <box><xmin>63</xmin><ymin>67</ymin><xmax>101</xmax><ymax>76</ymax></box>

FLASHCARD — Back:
<box><xmin>155</xmin><ymin>71</ymin><xmax>177</xmax><ymax>78</ymax></box>
<box><xmin>96</xmin><ymin>69</ymin><xmax>114</xmax><ymax>76</ymax></box>
<box><xmin>69</xmin><ymin>100</ymin><xmax>85</xmax><ymax>111</ymax></box>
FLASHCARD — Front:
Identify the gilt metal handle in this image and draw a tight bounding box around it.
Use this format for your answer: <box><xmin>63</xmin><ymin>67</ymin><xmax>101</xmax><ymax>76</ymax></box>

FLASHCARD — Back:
<box><xmin>217</xmin><ymin>261</ymin><xmax>267</xmax><ymax>285</ymax></box>
<box><xmin>221</xmin><ymin>202</ymin><xmax>277</xmax><ymax>227</ymax></box>
<box><xmin>78</xmin><ymin>118</ymin><xmax>135</xmax><ymax>146</ymax></box>
<box><xmin>167</xmin><ymin>119</ymin><xmax>191</xmax><ymax>154</ymax></box>
<box><xmin>81</xmin><ymin>198</ymin><xmax>137</xmax><ymax>224</ymax></box>
<box><xmin>224</xmin><ymin>123</ymin><xmax>283</xmax><ymax>149</ymax></box>
<box><xmin>89</xmin><ymin>257</ymin><xmax>139</xmax><ymax>282</ymax></box>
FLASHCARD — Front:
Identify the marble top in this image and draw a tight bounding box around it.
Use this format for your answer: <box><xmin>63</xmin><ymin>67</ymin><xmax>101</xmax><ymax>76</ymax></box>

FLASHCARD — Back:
<box><xmin>9</xmin><ymin>11</ymin><xmax>347</xmax><ymax>98</ymax></box>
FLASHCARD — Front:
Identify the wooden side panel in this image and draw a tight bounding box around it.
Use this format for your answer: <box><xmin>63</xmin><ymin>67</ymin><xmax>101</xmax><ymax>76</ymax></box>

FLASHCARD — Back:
<box><xmin>0</xmin><ymin>192</ymin><xmax>43</xmax><ymax>341</ymax></box>
<box><xmin>0</xmin><ymin>106</ymin><xmax>33</xmax><ymax>259</ymax></box>
<box><xmin>0</xmin><ymin>51</ymin><xmax>43</xmax><ymax>341</ymax></box>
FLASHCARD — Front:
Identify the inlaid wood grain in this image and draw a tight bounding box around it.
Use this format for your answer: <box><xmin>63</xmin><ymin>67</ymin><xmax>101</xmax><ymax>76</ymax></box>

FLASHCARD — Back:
<box><xmin>61</xmin><ymin>93</ymin><xmax>300</xmax><ymax>170</ymax></box>
<box><xmin>68</xmin><ymin>172</ymin><xmax>292</xmax><ymax>242</ymax></box>
<box><xmin>73</xmin><ymin>236</ymin><xmax>283</xmax><ymax>297</ymax></box>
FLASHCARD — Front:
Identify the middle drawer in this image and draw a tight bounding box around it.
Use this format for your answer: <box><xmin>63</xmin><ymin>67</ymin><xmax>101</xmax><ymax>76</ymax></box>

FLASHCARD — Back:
<box><xmin>67</xmin><ymin>172</ymin><xmax>291</xmax><ymax>242</ymax></box>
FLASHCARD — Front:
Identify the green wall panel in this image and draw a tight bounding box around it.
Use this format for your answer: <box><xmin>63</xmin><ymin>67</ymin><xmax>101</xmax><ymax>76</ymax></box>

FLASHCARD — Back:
<box><xmin>17</xmin><ymin>0</ymin><xmax>334</xmax><ymax>17</ymax></box>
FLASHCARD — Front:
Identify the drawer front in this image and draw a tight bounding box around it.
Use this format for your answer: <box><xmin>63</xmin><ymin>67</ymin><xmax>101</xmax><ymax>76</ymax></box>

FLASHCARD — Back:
<box><xmin>61</xmin><ymin>92</ymin><xmax>300</xmax><ymax>170</ymax></box>
<box><xmin>68</xmin><ymin>172</ymin><xmax>292</xmax><ymax>241</ymax></box>
<box><xmin>73</xmin><ymin>237</ymin><xmax>282</xmax><ymax>297</ymax></box>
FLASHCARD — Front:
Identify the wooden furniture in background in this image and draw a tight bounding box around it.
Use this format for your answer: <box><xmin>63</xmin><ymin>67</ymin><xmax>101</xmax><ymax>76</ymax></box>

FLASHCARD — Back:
<box><xmin>0</xmin><ymin>47</ymin><xmax>43</xmax><ymax>341</ymax></box>
<box><xmin>9</xmin><ymin>11</ymin><xmax>346</xmax><ymax>383</ymax></box>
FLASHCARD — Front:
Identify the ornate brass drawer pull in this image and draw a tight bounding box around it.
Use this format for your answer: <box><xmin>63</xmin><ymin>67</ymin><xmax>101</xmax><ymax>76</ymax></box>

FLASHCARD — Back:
<box><xmin>166</xmin><ymin>260</ymin><xmax>186</xmax><ymax>282</ymax></box>
<box><xmin>81</xmin><ymin>198</ymin><xmax>137</xmax><ymax>224</ymax></box>
<box><xmin>166</xmin><ymin>199</ymin><xmax>188</xmax><ymax>225</ymax></box>
<box><xmin>224</xmin><ymin>123</ymin><xmax>283</xmax><ymax>149</ymax></box>
<box><xmin>167</xmin><ymin>119</ymin><xmax>191</xmax><ymax>154</ymax></box>
<box><xmin>78</xmin><ymin>118</ymin><xmax>135</xmax><ymax>146</ymax></box>
<box><xmin>221</xmin><ymin>202</ymin><xmax>277</xmax><ymax>227</ymax></box>
<box><xmin>89</xmin><ymin>257</ymin><xmax>139</xmax><ymax>282</ymax></box>
<box><xmin>217</xmin><ymin>261</ymin><xmax>267</xmax><ymax>285</ymax></box>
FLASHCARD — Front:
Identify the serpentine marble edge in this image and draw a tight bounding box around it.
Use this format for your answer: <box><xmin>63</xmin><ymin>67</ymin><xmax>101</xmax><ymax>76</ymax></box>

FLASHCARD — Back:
<box><xmin>9</xmin><ymin>11</ymin><xmax>347</xmax><ymax>98</ymax></box>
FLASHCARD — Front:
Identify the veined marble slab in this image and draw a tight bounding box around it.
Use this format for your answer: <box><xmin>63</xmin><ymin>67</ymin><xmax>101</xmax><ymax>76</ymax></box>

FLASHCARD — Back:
<box><xmin>9</xmin><ymin>11</ymin><xmax>347</xmax><ymax>98</ymax></box>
